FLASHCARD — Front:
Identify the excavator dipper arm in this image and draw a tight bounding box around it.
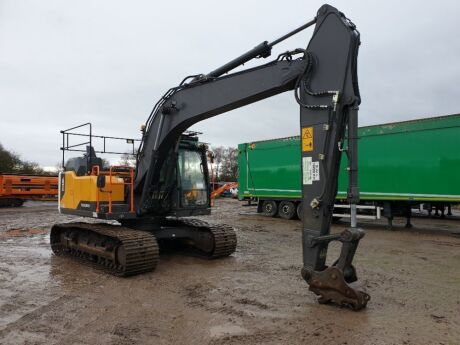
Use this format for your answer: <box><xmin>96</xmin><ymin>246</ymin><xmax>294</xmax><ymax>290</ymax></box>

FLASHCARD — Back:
<box><xmin>297</xmin><ymin>6</ymin><xmax>369</xmax><ymax>309</ymax></box>
<box><xmin>136</xmin><ymin>4</ymin><xmax>369</xmax><ymax>309</ymax></box>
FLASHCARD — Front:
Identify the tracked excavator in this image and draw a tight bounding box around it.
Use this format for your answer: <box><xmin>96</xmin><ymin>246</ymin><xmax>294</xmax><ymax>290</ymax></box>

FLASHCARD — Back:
<box><xmin>51</xmin><ymin>4</ymin><xmax>369</xmax><ymax>310</ymax></box>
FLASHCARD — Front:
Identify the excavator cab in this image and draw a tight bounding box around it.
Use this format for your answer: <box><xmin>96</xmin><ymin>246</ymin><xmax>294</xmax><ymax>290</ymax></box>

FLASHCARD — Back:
<box><xmin>140</xmin><ymin>131</ymin><xmax>212</xmax><ymax>217</ymax></box>
<box><xmin>58</xmin><ymin>124</ymin><xmax>211</xmax><ymax>220</ymax></box>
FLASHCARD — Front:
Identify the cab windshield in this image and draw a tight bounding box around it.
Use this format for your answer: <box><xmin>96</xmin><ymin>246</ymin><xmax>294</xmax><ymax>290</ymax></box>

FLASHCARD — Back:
<box><xmin>178</xmin><ymin>149</ymin><xmax>208</xmax><ymax>207</ymax></box>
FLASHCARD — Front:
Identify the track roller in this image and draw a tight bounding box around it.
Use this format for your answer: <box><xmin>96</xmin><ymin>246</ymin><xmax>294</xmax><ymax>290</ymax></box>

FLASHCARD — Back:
<box><xmin>50</xmin><ymin>222</ymin><xmax>159</xmax><ymax>276</ymax></box>
<box><xmin>160</xmin><ymin>218</ymin><xmax>237</xmax><ymax>258</ymax></box>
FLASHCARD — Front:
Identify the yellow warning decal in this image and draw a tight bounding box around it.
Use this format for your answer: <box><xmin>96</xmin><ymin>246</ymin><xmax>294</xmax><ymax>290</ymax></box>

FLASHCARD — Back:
<box><xmin>301</xmin><ymin>127</ymin><xmax>313</xmax><ymax>152</ymax></box>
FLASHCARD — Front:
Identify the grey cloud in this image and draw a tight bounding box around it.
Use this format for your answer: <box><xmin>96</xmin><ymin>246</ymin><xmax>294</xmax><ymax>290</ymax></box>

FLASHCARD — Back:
<box><xmin>1</xmin><ymin>0</ymin><xmax>459</xmax><ymax>166</ymax></box>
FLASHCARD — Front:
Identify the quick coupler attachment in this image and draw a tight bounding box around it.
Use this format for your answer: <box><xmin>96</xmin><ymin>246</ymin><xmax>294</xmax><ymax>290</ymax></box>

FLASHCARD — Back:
<box><xmin>302</xmin><ymin>266</ymin><xmax>370</xmax><ymax>310</ymax></box>
<box><xmin>302</xmin><ymin>228</ymin><xmax>370</xmax><ymax>310</ymax></box>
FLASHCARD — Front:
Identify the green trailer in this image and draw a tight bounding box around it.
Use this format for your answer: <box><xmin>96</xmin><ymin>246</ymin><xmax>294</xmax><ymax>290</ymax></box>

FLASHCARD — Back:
<box><xmin>238</xmin><ymin>114</ymin><xmax>460</xmax><ymax>226</ymax></box>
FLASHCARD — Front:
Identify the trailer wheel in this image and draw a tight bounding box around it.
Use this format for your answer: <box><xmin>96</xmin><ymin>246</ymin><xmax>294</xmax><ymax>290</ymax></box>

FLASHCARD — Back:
<box><xmin>278</xmin><ymin>201</ymin><xmax>296</xmax><ymax>220</ymax></box>
<box><xmin>262</xmin><ymin>200</ymin><xmax>278</xmax><ymax>217</ymax></box>
<box><xmin>297</xmin><ymin>202</ymin><xmax>303</xmax><ymax>221</ymax></box>
<box><xmin>12</xmin><ymin>199</ymin><xmax>24</xmax><ymax>207</ymax></box>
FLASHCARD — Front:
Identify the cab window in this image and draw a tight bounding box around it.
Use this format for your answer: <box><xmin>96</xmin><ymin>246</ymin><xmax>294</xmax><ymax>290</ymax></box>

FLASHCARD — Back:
<box><xmin>178</xmin><ymin>150</ymin><xmax>207</xmax><ymax>207</ymax></box>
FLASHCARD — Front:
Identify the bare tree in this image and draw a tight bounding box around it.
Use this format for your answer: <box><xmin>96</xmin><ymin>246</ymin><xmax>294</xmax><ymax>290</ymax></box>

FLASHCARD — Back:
<box><xmin>219</xmin><ymin>147</ymin><xmax>238</xmax><ymax>182</ymax></box>
<box><xmin>211</xmin><ymin>146</ymin><xmax>225</xmax><ymax>182</ymax></box>
<box><xmin>119</xmin><ymin>152</ymin><xmax>137</xmax><ymax>167</ymax></box>
<box><xmin>210</xmin><ymin>146</ymin><xmax>238</xmax><ymax>182</ymax></box>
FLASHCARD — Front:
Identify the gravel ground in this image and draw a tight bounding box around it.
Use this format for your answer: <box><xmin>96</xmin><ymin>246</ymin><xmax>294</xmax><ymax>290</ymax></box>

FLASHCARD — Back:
<box><xmin>0</xmin><ymin>199</ymin><xmax>459</xmax><ymax>345</ymax></box>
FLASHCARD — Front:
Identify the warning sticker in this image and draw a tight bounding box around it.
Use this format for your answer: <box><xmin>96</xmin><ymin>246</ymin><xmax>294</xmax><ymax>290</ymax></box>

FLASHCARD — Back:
<box><xmin>303</xmin><ymin>158</ymin><xmax>320</xmax><ymax>185</ymax></box>
<box><xmin>301</xmin><ymin>127</ymin><xmax>313</xmax><ymax>152</ymax></box>
<box><xmin>312</xmin><ymin>161</ymin><xmax>320</xmax><ymax>181</ymax></box>
<box><xmin>302</xmin><ymin>157</ymin><xmax>312</xmax><ymax>185</ymax></box>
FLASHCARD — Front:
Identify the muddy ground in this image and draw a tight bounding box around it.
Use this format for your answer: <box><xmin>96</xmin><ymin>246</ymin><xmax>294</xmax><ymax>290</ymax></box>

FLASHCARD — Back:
<box><xmin>0</xmin><ymin>199</ymin><xmax>459</xmax><ymax>345</ymax></box>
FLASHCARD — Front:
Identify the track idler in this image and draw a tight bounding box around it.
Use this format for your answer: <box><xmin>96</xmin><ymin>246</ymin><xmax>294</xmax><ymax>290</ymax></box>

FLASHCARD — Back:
<box><xmin>302</xmin><ymin>227</ymin><xmax>370</xmax><ymax>310</ymax></box>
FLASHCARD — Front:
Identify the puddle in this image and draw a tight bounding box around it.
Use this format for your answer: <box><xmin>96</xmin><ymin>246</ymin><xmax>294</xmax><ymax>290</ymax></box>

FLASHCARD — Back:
<box><xmin>210</xmin><ymin>323</ymin><xmax>248</xmax><ymax>337</ymax></box>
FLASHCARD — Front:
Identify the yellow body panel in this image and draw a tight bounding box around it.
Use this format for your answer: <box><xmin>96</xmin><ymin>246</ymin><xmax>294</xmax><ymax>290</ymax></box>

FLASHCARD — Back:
<box><xmin>60</xmin><ymin>171</ymin><xmax>125</xmax><ymax>210</ymax></box>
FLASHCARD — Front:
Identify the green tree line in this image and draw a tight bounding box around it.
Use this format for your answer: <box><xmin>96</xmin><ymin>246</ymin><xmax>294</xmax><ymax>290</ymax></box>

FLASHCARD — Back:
<box><xmin>0</xmin><ymin>142</ymin><xmax>50</xmax><ymax>175</ymax></box>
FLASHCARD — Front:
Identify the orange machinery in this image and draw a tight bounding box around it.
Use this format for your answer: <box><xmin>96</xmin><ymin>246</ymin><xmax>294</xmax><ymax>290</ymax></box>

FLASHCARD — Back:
<box><xmin>206</xmin><ymin>151</ymin><xmax>238</xmax><ymax>203</ymax></box>
<box><xmin>0</xmin><ymin>174</ymin><xmax>58</xmax><ymax>207</ymax></box>
<box><xmin>211</xmin><ymin>182</ymin><xmax>238</xmax><ymax>199</ymax></box>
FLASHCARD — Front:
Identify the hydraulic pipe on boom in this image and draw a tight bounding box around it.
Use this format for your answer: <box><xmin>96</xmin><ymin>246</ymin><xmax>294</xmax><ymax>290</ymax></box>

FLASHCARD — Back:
<box><xmin>205</xmin><ymin>18</ymin><xmax>317</xmax><ymax>79</ymax></box>
<box><xmin>348</xmin><ymin>107</ymin><xmax>360</xmax><ymax>228</ymax></box>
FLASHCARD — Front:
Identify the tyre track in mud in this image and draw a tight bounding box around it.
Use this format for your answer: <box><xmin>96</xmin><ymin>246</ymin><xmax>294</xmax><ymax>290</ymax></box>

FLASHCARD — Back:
<box><xmin>0</xmin><ymin>200</ymin><xmax>459</xmax><ymax>344</ymax></box>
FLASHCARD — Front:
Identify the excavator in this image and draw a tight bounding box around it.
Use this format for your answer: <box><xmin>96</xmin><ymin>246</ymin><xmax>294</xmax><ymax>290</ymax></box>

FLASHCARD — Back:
<box><xmin>51</xmin><ymin>4</ymin><xmax>369</xmax><ymax>310</ymax></box>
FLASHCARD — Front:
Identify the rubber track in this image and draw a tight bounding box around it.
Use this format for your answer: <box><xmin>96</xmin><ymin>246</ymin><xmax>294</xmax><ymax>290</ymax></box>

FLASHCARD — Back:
<box><xmin>163</xmin><ymin>218</ymin><xmax>237</xmax><ymax>258</ymax></box>
<box><xmin>50</xmin><ymin>222</ymin><xmax>159</xmax><ymax>276</ymax></box>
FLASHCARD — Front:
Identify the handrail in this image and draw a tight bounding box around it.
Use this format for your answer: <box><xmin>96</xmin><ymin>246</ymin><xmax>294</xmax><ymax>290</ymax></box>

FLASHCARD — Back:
<box><xmin>60</xmin><ymin>122</ymin><xmax>140</xmax><ymax>172</ymax></box>
<box><xmin>93</xmin><ymin>165</ymin><xmax>135</xmax><ymax>215</ymax></box>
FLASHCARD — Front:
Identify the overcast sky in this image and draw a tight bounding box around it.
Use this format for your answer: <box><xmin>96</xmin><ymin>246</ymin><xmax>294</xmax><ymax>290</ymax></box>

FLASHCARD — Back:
<box><xmin>1</xmin><ymin>0</ymin><xmax>459</xmax><ymax>167</ymax></box>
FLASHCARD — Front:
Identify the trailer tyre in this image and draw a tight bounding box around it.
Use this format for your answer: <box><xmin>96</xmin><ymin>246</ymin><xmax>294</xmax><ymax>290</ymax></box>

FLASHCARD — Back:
<box><xmin>278</xmin><ymin>201</ymin><xmax>296</xmax><ymax>220</ymax></box>
<box><xmin>262</xmin><ymin>200</ymin><xmax>278</xmax><ymax>217</ymax></box>
<box><xmin>297</xmin><ymin>202</ymin><xmax>303</xmax><ymax>221</ymax></box>
<box><xmin>13</xmin><ymin>199</ymin><xmax>24</xmax><ymax>207</ymax></box>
